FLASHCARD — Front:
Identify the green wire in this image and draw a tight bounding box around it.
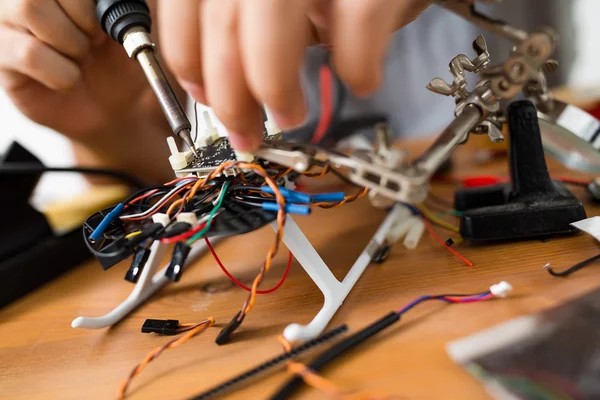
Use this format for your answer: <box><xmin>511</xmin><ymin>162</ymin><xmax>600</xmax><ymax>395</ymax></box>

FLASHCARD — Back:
<box><xmin>437</xmin><ymin>210</ymin><xmax>463</xmax><ymax>217</ymax></box>
<box><xmin>186</xmin><ymin>181</ymin><xmax>230</xmax><ymax>246</ymax></box>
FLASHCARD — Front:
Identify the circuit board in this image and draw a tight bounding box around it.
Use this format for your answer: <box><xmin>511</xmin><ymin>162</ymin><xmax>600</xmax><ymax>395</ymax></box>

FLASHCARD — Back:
<box><xmin>175</xmin><ymin>132</ymin><xmax>282</xmax><ymax>176</ymax></box>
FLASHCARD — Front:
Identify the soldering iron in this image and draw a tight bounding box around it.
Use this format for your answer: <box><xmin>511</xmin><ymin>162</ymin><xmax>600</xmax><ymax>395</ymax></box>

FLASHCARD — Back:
<box><xmin>95</xmin><ymin>0</ymin><xmax>197</xmax><ymax>153</ymax></box>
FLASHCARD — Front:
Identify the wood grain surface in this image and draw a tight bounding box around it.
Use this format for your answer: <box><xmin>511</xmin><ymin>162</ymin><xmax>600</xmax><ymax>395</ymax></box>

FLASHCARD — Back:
<box><xmin>1</xmin><ymin>141</ymin><xmax>599</xmax><ymax>400</ymax></box>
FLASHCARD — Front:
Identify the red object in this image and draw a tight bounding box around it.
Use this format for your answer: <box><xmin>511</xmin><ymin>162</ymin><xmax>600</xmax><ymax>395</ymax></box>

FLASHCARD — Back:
<box><xmin>443</xmin><ymin>294</ymin><xmax>493</xmax><ymax>303</ymax></box>
<box><xmin>205</xmin><ymin>238</ymin><xmax>293</xmax><ymax>294</ymax></box>
<box><xmin>589</xmin><ymin>102</ymin><xmax>600</xmax><ymax>120</ymax></box>
<box><xmin>310</xmin><ymin>65</ymin><xmax>334</xmax><ymax>144</ymax></box>
<box><xmin>422</xmin><ymin>218</ymin><xmax>473</xmax><ymax>267</ymax></box>
<box><xmin>462</xmin><ymin>176</ymin><xmax>507</xmax><ymax>188</ymax></box>
<box><xmin>161</xmin><ymin>223</ymin><xmax>207</xmax><ymax>244</ymax></box>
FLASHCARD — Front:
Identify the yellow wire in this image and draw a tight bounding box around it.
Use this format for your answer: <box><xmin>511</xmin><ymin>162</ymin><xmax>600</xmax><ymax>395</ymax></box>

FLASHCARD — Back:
<box><xmin>124</xmin><ymin>231</ymin><xmax>142</xmax><ymax>239</ymax></box>
<box><xmin>415</xmin><ymin>203</ymin><xmax>459</xmax><ymax>233</ymax></box>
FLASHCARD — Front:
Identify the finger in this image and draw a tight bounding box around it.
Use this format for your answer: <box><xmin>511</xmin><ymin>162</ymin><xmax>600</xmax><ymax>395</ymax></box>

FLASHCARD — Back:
<box><xmin>57</xmin><ymin>0</ymin><xmax>101</xmax><ymax>37</ymax></box>
<box><xmin>0</xmin><ymin>27</ymin><xmax>80</xmax><ymax>91</ymax></box>
<box><xmin>158</xmin><ymin>0</ymin><xmax>206</xmax><ymax>104</ymax></box>
<box><xmin>239</xmin><ymin>0</ymin><xmax>312</xmax><ymax>128</ymax></box>
<box><xmin>3</xmin><ymin>0</ymin><xmax>91</xmax><ymax>61</ymax></box>
<box><xmin>202</xmin><ymin>0</ymin><xmax>263</xmax><ymax>151</ymax></box>
<box><xmin>332</xmin><ymin>0</ymin><xmax>429</xmax><ymax>96</ymax></box>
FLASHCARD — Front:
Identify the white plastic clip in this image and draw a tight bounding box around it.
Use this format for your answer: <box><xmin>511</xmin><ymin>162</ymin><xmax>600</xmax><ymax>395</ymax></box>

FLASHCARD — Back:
<box><xmin>167</xmin><ymin>137</ymin><xmax>193</xmax><ymax>171</ymax></box>
<box><xmin>403</xmin><ymin>218</ymin><xmax>425</xmax><ymax>249</ymax></box>
<box><xmin>264</xmin><ymin>108</ymin><xmax>282</xmax><ymax>136</ymax></box>
<box><xmin>203</xmin><ymin>111</ymin><xmax>220</xmax><ymax>146</ymax></box>
<box><xmin>176</xmin><ymin>212</ymin><xmax>199</xmax><ymax>227</ymax></box>
<box><xmin>490</xmin><ymin>281</ymin><xmax>513</xmax><ymax>298</ymax></box>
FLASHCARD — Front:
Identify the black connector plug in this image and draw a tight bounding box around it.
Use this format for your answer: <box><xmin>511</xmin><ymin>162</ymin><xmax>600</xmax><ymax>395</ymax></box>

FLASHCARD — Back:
<box><xmin>141</xmin><ymin>319</ymin><xmax>179</xmax><ymax>335</ymax></box>
<box><xmin>124</xmin><ymin>247</ymin><xmax>151</xmax><ymax>283</ymax></box>
<box><xmin>127</xmin><ymin>223</ymin><xmax>163</xmax><ymax>248</ymax></box>
<box><xmin>165</xmin><ymin>242</ymin><xmax>192</xmax><ymax>282</ymax></box>
<box><xmin>372</xmin><ymin>245</ymin><xmax>392</xmax><ymax>264</ymax></box>
<box><xmin>215</xmin><ymin>312</ymin><xmax>245</xmax><ymax>345</ymax></box>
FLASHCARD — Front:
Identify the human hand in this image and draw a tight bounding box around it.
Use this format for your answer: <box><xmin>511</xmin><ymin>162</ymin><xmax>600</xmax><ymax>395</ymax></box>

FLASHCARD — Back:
<box><xmin>159</xmin><ymin>0</ymin><xmax>430</xmax><ymax>152</ymax></box>
<box><xmin>0</xmin><ymin>0</ymin><xmax>177</xmax><ymax>182</ymax></box>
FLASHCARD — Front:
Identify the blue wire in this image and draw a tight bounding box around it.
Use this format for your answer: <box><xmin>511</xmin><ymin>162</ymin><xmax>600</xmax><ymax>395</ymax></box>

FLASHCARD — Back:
<box><xmin>396</xmin><ymin>292</ymin><xmax>492</xmax><ymax>315</ymax></box>
<box><xmin>89</xmin><ymin>203</ymin><xmax>125</xmax><ymax>243</ymax></box>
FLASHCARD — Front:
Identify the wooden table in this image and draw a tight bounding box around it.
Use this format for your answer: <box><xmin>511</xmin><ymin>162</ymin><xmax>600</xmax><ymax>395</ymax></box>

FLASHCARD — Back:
<box><xmin>2</xmin><ymin>141</ymin><xmax>599</xmax><ymax>400</ymax></box>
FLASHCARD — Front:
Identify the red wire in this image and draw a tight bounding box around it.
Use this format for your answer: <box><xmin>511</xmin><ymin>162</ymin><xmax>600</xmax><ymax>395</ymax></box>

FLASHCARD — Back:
<box><xmin>442</xmin><ymin>294</ymin><xmax>493</xmax><ymax>303</ymax></box>
<box><xmin>124</xmin><ymin>178</ymin><xmax>197</xmax><ymax>209</ymax></box>
<box><xmin>433</xmin><ymin>174</ymin><xmax>589</xmax><ymax>188</ymax></box>
<box><xmin>310</xmin><ymin>65</ymin><xmax>333</xmax><ymax>145</ymax></box>
<box><xmin>125</xmin><ymin>189</ymin><xmax>159</xmax><ymax>209</ymax></box>
<box><xmin>422</xmin><ymin>218</ymin><xmax>473</xmax><ymax>267</ymax></box>
<box><xmin>554</xmin><ymin>176</ymin><xmax>590</xmax><ymax>186</ymax></box>
<box><xmin>205</xmin><ymin>238</ymin><xmax>293</xmax><ymax>294</ymax></box>
<box><xmin>161</xmin><ymin>223</ymin><xmax>207</xmax><ymax>244</ymax></box>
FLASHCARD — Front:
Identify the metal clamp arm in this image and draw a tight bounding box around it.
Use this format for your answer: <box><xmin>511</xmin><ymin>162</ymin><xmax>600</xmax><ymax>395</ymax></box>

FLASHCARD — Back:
<box><xmin>434</xmin><ymin>0</ymin><xmax>528</xmax><ymax>42</ymax></box>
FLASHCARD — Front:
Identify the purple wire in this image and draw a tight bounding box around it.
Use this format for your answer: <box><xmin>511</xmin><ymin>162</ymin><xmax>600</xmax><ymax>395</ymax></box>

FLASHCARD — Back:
<box><xmin>396</xmin><ymin>292</ymin><xmax>492</xmax><ymax>315</ymax></box>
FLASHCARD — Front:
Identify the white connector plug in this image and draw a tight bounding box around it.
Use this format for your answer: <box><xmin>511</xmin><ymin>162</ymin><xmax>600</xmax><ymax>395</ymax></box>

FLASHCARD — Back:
<box><xmin>234</xmin><ymin>150</ymin><xmax>255</xmax><ymax>163</ymax></box>
<box><xmin>489</xmin><ymin>281</ymin><xmax>513</xmax><ymax>298</ymax></box>
<box><xmin>176</xmin><ymin>212</ymin><xmax>199</xmax><ymax>227</ymax></box>
<box><xmin>167</xmin><ymin>137</ymin><xmax>194</xmax><ymax>171</ymax></box>
<box><xmin>264</xmin><ymin>108</ymin><xmax>282</xmax><ymax>136</ymax></box>
<box><xmin>386</xmin><ymin>213</ymin><xmax>418</xmax><ymax>244</ymax></box>
<box><xmin>152</xmin><ymin>213</ymin><xmax>170</xmax><ymax>227</ymax></box>
<box><xmin>403</xmin><ymin>219</ymin><xmax>425</xmax><ymax>250</ymax></box>
<box><xmin>203</xmin><ymin>111</ymin><xmax>220</xmax><ymax>146</ymax></box>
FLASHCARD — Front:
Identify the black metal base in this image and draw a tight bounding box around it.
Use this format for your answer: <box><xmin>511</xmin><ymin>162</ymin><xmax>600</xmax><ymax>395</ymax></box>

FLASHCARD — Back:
<box><xmin>454</xmin><ymin>101</ymin><xmax>586</xmax><ymax>243</ymax></box>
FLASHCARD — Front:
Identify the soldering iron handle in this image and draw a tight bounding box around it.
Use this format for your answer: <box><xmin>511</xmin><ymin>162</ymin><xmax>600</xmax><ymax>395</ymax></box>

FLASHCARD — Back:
<box><xmin>95</xmin><ymin>0</ymin><xmax>151</xmax><ymax>44</ymax></box>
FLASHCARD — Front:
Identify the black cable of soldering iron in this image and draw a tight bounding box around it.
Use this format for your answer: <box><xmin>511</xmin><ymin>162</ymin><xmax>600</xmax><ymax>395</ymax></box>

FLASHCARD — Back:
<box><xmin>0</xmin><ymin>163</ymin><xmax>146</xmax><ymax>188</ymax></box>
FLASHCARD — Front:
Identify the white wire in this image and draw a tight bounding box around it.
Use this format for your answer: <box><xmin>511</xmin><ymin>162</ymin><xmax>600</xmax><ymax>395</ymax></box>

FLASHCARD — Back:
<box><xmin>121</xmin><ymin>184</ymin><xmax>189</xmax><ymax>220</ymax></box>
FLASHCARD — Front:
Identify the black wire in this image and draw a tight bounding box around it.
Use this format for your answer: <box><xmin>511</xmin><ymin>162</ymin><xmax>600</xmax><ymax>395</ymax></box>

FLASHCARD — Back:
<box><xmin>270</xmin><ymin>313</ymin><xmax>400</xmax><ymax>400</ymax></box>
<box><xmin>189</xmin><ymin>325</ymin><xmax>349</xmax><ymax>400</ymax></box>
<box><xmin>234</xmin><ymin>194</ymin><xmax>272</xmax><ymax>203</ymax></box>
<box><xmin>270</xmin><ymin>289</ymin><xmax>492</xmax><ymax>399</ymax></box>
<box><xmin>545</xmin><ymin>253</ymin><xmax>600</xmax><ymax>277</ymax></box>
<box><xmin>82</xmin><ymin>230</ymin><xmax>129</xmax><ymax>258</ymax></box>
<box><xmin>230</xmin><ymin>198</ymin><xmax>263</xmax><ymax>208</ymax></box>
<box><xmin>0</xmin><ymin>163</ymin><xmax>146</xmax><ymax>188</ymax></box>
<box><xmin>193</xmin><ymin>101</ymin><xmax>200</xmax><ymax>143</ymax></box>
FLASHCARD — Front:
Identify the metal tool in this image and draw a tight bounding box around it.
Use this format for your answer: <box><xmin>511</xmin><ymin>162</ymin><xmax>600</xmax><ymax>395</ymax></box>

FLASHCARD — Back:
<box><xmin>255</xmin><ymin>0</ymin><xmax>561</xmax><ymax>204</ymax></box>
<box><xmin>95</xmin><ymin>0</ymin><xmax>196</xmax><ymax>153</ymax></box>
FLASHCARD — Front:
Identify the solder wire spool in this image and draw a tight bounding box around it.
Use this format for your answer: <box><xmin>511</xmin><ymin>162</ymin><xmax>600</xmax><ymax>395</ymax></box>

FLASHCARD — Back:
<box><xmin>537</xmin><ymin>100</ymin><xmax>600</xmax><ymax>173</ymax></box>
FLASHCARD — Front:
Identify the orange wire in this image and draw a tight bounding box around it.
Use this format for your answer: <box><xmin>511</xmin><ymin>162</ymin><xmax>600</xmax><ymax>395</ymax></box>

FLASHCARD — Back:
<box><xmin>287</xmin><ymin>362</ymin><xmax>344</xmax><ymax>398</ymax></box>
<box><xmin>422</xmin><ymin>218</ymin><xmax>473</xmax><ymax>267</ymax></box>
<box><xmin>278</xmin><ymin>334</ymin><xmax>399</xmax><ymax>399</ymax></box>
<box><xmin>313</xmin><ymin>188</ymin><xmax>369</xmax><ymax>209</ymax></box>
<box><xmin>117</xmin><ymin>317</ymin><xmax>214</xmax><ymax>399</ymax></box>
<box><xmin>302</xmin><ymin>165</ymin><xmax>330</xmax><ymax>178</ymax></box>
<box><xmin>166</xmin><ymin>198</ymin><xmax>185</xmax><ymax>216</ymax></box>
